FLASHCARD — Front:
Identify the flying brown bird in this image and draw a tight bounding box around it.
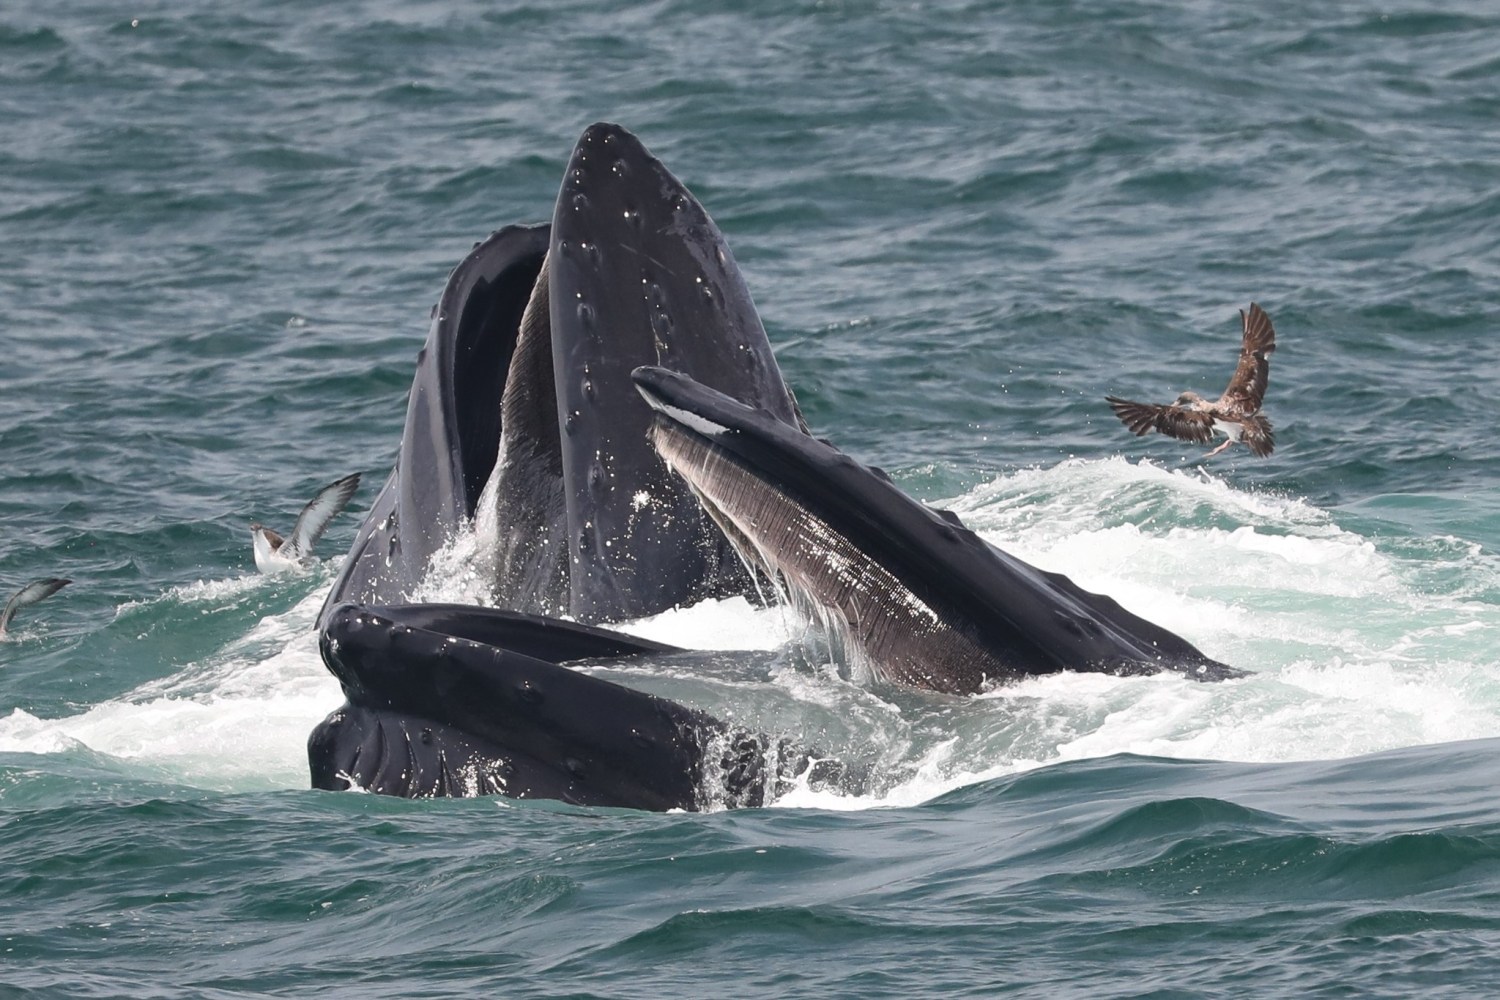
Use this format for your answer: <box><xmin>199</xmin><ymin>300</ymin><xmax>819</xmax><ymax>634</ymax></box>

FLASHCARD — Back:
<box><xmin>1106</xmin><ymin>303</ymin><xmax>1277</xmax><ymax>458</ymax></box>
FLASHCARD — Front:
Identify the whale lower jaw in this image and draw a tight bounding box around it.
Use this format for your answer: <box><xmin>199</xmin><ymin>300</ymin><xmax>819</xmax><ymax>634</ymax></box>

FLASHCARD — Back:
<box><xmin>649</xmin><ymin>418</ymin><xmax>1015</xmax><ymax>694</ymax></box>
<box><xmin>310</xmin><ymin>602</ymin><xmax>843</xmax><ymax>810</ymax></box>
<box><xmin>635</xmin><ymin>365</ymin><xmax>1244</xmax><ymax>691</ymax></box>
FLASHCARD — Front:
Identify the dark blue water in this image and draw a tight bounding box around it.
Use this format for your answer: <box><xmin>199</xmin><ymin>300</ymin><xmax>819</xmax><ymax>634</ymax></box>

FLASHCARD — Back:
<box><xmin>4</xmin><ymin>2</ymin><xmax>1500</xmax><ymax>995</ymax></box>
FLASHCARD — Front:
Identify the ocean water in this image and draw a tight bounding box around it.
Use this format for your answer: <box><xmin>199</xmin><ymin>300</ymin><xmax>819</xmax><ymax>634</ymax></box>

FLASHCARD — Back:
<box><xmin>4</xmin><ymin>1</ymin><xmax>1500</xmax><ymax>996</ymax></box>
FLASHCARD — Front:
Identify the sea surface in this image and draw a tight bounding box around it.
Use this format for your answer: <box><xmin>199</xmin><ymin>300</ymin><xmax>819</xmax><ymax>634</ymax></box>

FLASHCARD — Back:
<box><xmin>3</xmin><ymin>1</ymin><xmax>1500</xmax><ymax>996</ymax></box>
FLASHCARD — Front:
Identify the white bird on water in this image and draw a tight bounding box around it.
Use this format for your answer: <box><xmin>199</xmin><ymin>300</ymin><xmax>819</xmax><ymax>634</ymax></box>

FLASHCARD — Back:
<box><xmin>0</xmin><ymin>578</ymin><xmax>71</xmax><ymax>639</ymax></box>
<box><xmin>250</xmin><ymin>472</ymin><xmax>362</xmax><ymax>573</ymax></box>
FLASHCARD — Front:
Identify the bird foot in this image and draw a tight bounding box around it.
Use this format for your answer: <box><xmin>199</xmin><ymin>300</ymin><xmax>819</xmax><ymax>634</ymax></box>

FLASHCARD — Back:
<box><xmin>1204</xmin><ymin>441</ymin><xmax>1233</xmax><ymax>458</ymax></box>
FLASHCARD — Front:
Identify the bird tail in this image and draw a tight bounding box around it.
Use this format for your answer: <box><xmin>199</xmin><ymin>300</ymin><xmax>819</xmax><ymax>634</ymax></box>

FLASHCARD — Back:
<box><xmin>1242</xmin><ymin>414</ymin><xmax>1275</xmax><ymax>456</ymax></box>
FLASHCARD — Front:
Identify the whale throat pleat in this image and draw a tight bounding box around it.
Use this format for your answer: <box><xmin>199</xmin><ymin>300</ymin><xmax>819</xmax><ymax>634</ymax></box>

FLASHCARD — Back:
<box><xmin>649</xmin><ymin>420</ymin><xmax>1001</xmax><ymax>693</ymax></box>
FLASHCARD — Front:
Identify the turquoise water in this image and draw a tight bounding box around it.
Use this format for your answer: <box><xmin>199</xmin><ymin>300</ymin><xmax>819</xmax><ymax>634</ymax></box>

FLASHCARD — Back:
<box><xmin>4</xmin><ymin>2</ymin><xmax>1500</xmax><ymax>995</ymax></box>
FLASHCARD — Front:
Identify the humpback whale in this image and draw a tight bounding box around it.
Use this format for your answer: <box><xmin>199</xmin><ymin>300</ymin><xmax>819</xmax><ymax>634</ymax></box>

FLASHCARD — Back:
<box><xmin>309</xmin><ymin>123</ymin><xmax>820</xmax><ymax>807</ymax></box>
<box><xmin>308</xmin><ymin>122</ymin><xmax>1238</xmax><ymax>810</ymax></box>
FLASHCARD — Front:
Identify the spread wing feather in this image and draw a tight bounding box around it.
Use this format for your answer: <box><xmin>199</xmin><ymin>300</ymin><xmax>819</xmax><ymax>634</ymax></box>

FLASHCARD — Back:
<box><xmin>0</xmin><ymin>578</ymin><xmax>70</xmax><ymax>635</ymax></box>
<box><xmin>285</xmin><ymin>473</ymin><xmax>362</xmax><ymax>561</ymax></box>
<box><xmin>1105</xmin><ymin>396</ymin><xmax>1215</xmax><ymax>444</ymax></box>
<box><xmin>1219</xmin><ymin>302</ymin><xmax>1276</xmax><ymax>417</ymax></box>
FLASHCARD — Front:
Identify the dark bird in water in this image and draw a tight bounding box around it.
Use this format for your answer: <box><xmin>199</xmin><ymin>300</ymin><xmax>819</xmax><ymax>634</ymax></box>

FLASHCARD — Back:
<box><xmin>251</xmin><ymin>472</ymin><xmax>362</xmax><ymax>573</ymax></box>
<box><xmin>1106</xmin><ymin>303</ymin><xmax>1277</xmax><ymax>458</ymax></box>
<box><xmin>0</xmin><ymin>578</ymin><xmax>71</xmax><ymax>638</ymax></box>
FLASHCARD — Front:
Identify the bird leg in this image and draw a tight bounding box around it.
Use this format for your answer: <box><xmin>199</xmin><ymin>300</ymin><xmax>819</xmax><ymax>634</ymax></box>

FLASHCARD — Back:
<box><xmin>1204</xmin><ymin>439</ymin><xmax>1233</xmax><ymax>458</ymax></box>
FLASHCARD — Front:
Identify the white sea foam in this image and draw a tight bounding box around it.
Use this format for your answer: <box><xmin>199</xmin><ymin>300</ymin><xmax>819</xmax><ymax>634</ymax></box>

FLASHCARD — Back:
<box><xmin>111</xmin><ymin>571</ymin><xmax>272</xmax><ymax>620</ymax></box>
<box><xmin>406</xmin><ymin>518</ymin><xmax>498</xmax><ymax>608</ymax></box>
<box><xmin>5</xmin><ymin>457</ymin><xmax>1497</xmax><ymax>807</ymax></box>
<box><xmin>0</xmin><ymin>584</ymin><xmax>338</xmax><ymax>790</ymax></box>
<box><xmin>765</xmin><ymin>458</ymin><xmax>1500</xmax><ymax>809</ymax></box>
<box><xmin>618</xmin><ymin>596</ymin><xmax>796</xmax><ymax>651</ymax></box>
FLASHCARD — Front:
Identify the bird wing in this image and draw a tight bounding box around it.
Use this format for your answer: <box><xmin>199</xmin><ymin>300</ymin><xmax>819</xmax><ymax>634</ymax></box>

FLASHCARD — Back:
<box><xmin>1218</xmin><ymin>302</ymin><xmax>1276</xmax><ymax>417</ymax></box>
<box><xmin>1106</xmin><ymin>396</ymin><xmax>1216</xmax><ymax>444</ymax></box>
<box><xmin>0</xmin><ymin>578</ymin><xmax>70</xmax><ymax>634</ymax></box>
<box><xmin>284</xmin><ymin>473</ymin><xmax>362</xmax><ymax>561</ymax></box>
<box><xmin>1239</xmin><ymin>414</ymin><xmax>1275</xmax><ymax>457</ymax></box>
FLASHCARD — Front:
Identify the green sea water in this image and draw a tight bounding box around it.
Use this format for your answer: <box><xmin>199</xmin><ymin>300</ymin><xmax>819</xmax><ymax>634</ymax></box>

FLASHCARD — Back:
<box><xmin>3</xmin><ymin>2</ymin><xmax>1500</xmax><ymax>996</ymax></box>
